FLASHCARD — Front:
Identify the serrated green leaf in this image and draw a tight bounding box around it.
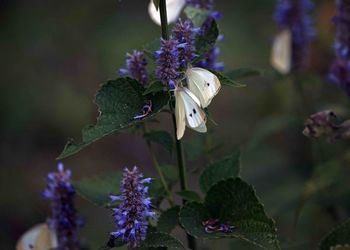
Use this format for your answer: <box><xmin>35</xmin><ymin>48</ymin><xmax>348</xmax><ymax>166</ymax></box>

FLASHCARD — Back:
<box><xmin>199</xmin><ymin>151</ymin><xmax>241</xmax><ymax>193</ymax></box>
<box><xmin>157</xmin><ymin>206</ymin><xmax>180</xmax><ymax>233</ymax></box>
<box><xmin>57</xmin><ymin>77</ymin><xmax>169</xmax><ymax>159</ymax></box>
<box><xmin>184</xmin><ymin>6</ymin><xmax>209</xmax><ymax>27</ymax></box>
<box><xmin>212</xmin><ymin>70</ymin><xmax>246</xmax><ymax>88</ymax></box>
<box><xmin>143</xmin><ymin>81</ymin><xmax>166</xmax><ymax>95</ymax></box>
<box><xmin>144</xmin><ymin>130</ymin><xmax>174</xmax><ymax>153</ymax></box>
<box><xmin>138</xmin><ymin>232</ymin><xmax>189</xmax><ymax>250</ymax></box>
<box><xmin>320</xmin><ymin>219</ymin><xmax>350</xmax><ymax>250</ymax></box>
<box><xmin>180</xmin><ymin>178</ymin><xmax>280</xmax><ymax>250</ymax></box>
<box><xmin>176</xmin><ymin>190</ymin><xmax>202</xmax><ymax>202</ymax></box>
<box><xmin>73</xmin><ymin>171</ymin><xmax>122</xmax><ymax>207</ymax></box>
<box><xmin>194</xmin><ymin>19</ymin><xmax>218</xmax><ymax>63</ymax></box>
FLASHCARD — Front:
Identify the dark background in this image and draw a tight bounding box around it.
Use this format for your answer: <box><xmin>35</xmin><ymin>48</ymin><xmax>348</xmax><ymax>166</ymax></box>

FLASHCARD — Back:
<box><xmin>1</xmin><ymin>0</ymin><xmax>349</xmax><ymax>249</ymax></box>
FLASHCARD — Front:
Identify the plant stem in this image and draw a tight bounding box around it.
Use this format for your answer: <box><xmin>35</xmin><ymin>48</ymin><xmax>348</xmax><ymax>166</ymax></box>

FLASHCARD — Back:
<box><xmin>143</xmin><ymin>124</ymin><xmax>174</xmax><ymax>206</ymax></box>
<box><xmin>158</xmin><ymin>1</ymin><xmax>197</xmax><ymax>249</ymax></box>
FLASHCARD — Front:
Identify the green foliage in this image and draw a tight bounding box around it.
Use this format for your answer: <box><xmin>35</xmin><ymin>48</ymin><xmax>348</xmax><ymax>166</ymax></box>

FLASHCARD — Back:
<box><xmin>138</xmin><ymin>232</ymin><xmax>189</xmax><ymax>250</ymax></box>
<box><xmin>179</xmin><ymin>178</ymin><xmax>280</xmax><ymax>250</ymax></box>
<box><xmin>212</xmin><ymin>70</ymin><xmax>246</xmax><ymax>88</ymax></box>
<box><xmin>157</xmin><ymin>206</ymin><xmax>181</xmax><ymax>233</ymax></box>
<box><xmin>199</xmin><ymin>151</ymin><xmax>241</xmax><ymax>193</ymax></box>
<box><xmin>194</xmin><ymin>19</ymin><xmax>219</xmax><ymax>63</ymax></box>
<box><xmin>320</xmin><ymin>219</ymin><xmax>350</xmax><ymax>250</ymax></box>
<box><xmin>143</xmin><ymin>81</ymin><xmax>166</xmax><ymax>95</ymax></box>
<box><xmin>57</xmin><ymin>77</ymin><xmax>169</xmax><ymax>159</ymax></box>
<box><xmin>176</xmin><ymin>190</ymin><xmax>202</xmax><ymax>202</ymax></box>
<box><xmin>184</xmin><ymin>6</ymin><xmax>209</xmax><ymax>27</ymax></box>
<box><xmin>73</xmin><ymin>171</ymin><xmax>122</xmax><ymax>207</ymax></box>
<box><xmin>144</xmin><ymin>130</ymin><xmax>174</xmax><ymax>153</ymax></box>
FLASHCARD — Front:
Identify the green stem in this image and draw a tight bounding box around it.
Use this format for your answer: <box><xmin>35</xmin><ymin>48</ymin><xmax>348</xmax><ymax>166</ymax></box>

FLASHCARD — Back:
<box><xmin>143</xmin><ymin>124</ymin><xmax>174</xmax><ymax>206</ymax></box>
<box><xmin>158</xmin><ymin>1</ymin><xmax>197</xmax><ymax>249</ymax></box>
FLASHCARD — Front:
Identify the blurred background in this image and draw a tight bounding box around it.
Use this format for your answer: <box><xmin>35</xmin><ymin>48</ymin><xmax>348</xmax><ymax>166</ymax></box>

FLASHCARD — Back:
<box><xmin>1</xmin><ymin>0</ymin><xmax>350</xmax><ymax>249</ymax></box>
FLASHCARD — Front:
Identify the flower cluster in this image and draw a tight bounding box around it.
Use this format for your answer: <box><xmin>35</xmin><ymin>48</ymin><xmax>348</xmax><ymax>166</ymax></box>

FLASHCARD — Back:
<box><xmin>186</xmin><ymin>0</ymin><xmax>214</xmax><ymax>10</ymax></box>
<box><xmin>274</xmin><ymin>0</ymin><xmax>315</xmax><ymax>71</ymax></box>
<box><xmin>172</xmin><ymin>19</ymin><xmax>198</xmax><ymax>67</ymax></box>
<box><xmin>110</xmin><ymin>166</ymin><xmax>156</xmax><ymax>248</ymax></box>
<box><xmin>43</xmin><ymin>163</ymin><xmax>82</xmax><ymax>250</ymax></box>
<box><xmin>329</xmin><ymin>0</ymin><xmax>350</xmax><ymax>95</ymax></box>
<box><xmin>119</xmin><ymin>50</ymin><xmax>149</xmax><ymax>86</ymax></box>
<box><xmin>155</xmin><ymin>38</ymin><xmax>180</xmax><ymax>88</ymax></box>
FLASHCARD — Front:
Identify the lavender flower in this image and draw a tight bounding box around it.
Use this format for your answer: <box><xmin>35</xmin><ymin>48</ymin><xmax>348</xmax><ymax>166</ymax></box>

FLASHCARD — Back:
<box><xmin>186</xmin><ymin>0</ymin><xmax>214</xmax><ymax>10</ymax></box>
<box><xmin>329</xmin><ymin>0</ymin><xmax>350</xmax><ymax>95</ymax></box>
<box><xmin>172</xmin><ymin>19</ymin><xmax>197</xmax><ymax>67</ymax></box>
<box><xmin>155</xmin><ymin>38</ymin><xmax>180</xmax><ymax>88</ymax></box>
<box><xmin>110</xmin><ymin>166</ymin><xmax>156</xmax><ymax>248</ymax></box>
<box><xmin>119</xmin><ymin>50</ymin><xmax>149</xmax><ymax>85</ymax></box>
<box><xmin>274</xmin><ymin>0</ymin><xmax>315</xmax><ymax>71</ymax></box>
<box><xmin>43</xmin><ymin>163</ymin><xmax>82</xmax><ymax>250</ymax></box>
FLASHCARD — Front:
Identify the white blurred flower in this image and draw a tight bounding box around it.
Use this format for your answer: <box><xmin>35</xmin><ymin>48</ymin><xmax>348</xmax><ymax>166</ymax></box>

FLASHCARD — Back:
<box><xmin>148</xmin><ymin>0</ymin><xmax>186</xmax><ymax>26</ymax></box>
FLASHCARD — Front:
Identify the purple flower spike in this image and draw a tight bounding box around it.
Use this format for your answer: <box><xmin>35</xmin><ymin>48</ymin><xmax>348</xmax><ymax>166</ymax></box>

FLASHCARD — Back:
<box><xmin>110</xmin><ymin>166</ymin><xmax>156</xmax><ymax>248</ymax></box>
<box><xmin>119</xmin><ymin>50</ymin><xmax>149</xmax><ymax>86</ymax></box>
<box><xmin>329</xmin><ymin>0</ymin><xmax>350</xmax><ymax>95</ymax></box>
<box><xmin>172</xmin><ymin>19</ymin><xmax>197</xmax><ymax>67</ymax></box>
<box><xmin>43</xmin><ymin>163</ymin><xmax>82</xmax><ymax>250</ymax></box>
<box><xmin>196</xmin><ymin>46</ymin><xmax>224</xmax><ymax>71</ymax></box>
<box><xmin>155</xmin><ymin>38</ymin><xmax>180</xmax><ymax>87</ymax></box>
<box><xmin>274</xmin><ymin>0</ymin><xmax>315</xmax><ymax>71</ymax></box>
<box><xmin>186</xmin><ymin>0</ymin><xmax>214</xmax><ymax>10</ymax></box>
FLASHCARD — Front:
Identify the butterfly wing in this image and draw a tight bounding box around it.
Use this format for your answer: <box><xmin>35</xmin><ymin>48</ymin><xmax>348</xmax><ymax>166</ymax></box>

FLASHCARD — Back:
<box><xmin>186</xmin><ymin>67</ymin><xmax>221</xmax><ymax>108</ymax></box>
<box><xmin>148</xmin><ymin>0</ymin><xmax>186</xmax><ymax>26</ymax></box>
<box><xmin>181</xmin><ymin>88</ymin><xmax>207</xmax><ymax>131</ymax></box>
<box><xmin>271</xmin><ymin>29</ymin><xmax>292</xmax><ymax>74</ymax></box>
<box><xmin>16</xmin><ymin>223</ymin><xmax>57</xmax><ymax>250</ymax></box>
<box><xmin>175</xmin><ymin>88</ymin><xmax>186</xmax><ymax>140</ymax></box>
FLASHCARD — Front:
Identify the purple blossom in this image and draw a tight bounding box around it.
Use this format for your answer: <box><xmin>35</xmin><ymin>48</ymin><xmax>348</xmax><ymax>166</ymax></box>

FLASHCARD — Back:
<box><xmin>274</xmin><ymin>0</ymin><xmax>315</xmax><ymax>71</ymax></box>
<box><xmin>329</xmin><ymin>0</ymin><xmax>350</xmax><ymax>95</ymax></box>
<box><xmin>155</xmin><ymin>38</ymin><xmax>180</xmax><ymax>88</ymax></box>
<box><xmin>172</xmin><ymin>19</ymin><xmax>198</xmax><ymax>67</ymax></box>
<box><xmin>110</xmin><ymin>166</ymin><xmax>156</xmax><ymax>248</ymax></box>
<box><xmin>186</xmin><ymin>0</ymin><xmax>214</xmax><ymax>10</ymax></box>
<box><xmin>43</xmin><ymin>163</ymin><xmax>82</xmax><ymax>250</ymax></box>
<box><xmin>119</xmin><ymin>50</ymin><xmax>149</xmax><ymax>85</ymax></box>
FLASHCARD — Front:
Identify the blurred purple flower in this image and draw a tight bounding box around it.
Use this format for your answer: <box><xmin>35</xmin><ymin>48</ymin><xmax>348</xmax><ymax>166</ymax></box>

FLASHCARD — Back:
<box><xmin>329</xmin><ymin>0</ymin><xmax>350</xmax><ymax>95</ymax></box>
<box><xmin>43</xmin><ymin>163</ymin><xmax>82</xmax><ymax>250</ymax></box>
<box><xmin>110</xmin><ymin>166</ymin><xmax>156</xmax><ymax>248</ymax></box>
<box><xmin>186</xmin><ymin>0</ymin><xmax>214</xmax><ymax>10</ymax></box>
<box><xmin>155</xmin><ymin>38</ymin><xmax>180</xmax><ymax>88</ymax></box>
<box><xmin>172</xmin><ymin>19</ymin><xmax>198</xmax><ymax>67</ymax></box>
<box><xmin>274</xmin><ymin>0</ymin><xmax>315</xmax><ymax>71</ymax></box>
<box><xmin>119</xmin><ymin>50</ymin><xmax>149</xmax><ymax>86</ymax></box>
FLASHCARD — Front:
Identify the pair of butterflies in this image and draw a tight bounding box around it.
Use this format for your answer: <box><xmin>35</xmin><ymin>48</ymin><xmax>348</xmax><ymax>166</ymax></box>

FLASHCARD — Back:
<box><xmin>175</xmin><ymin>67</ymin><xmax>221</xmax><ymax>140</ymax></box>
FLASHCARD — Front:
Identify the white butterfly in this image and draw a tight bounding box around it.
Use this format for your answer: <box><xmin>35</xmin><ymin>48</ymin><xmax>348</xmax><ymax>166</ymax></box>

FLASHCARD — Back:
<box><xmin>175</xmin><ymin>86</ymin><xmax>207</xmax><ymax>140</ymax></box>
<box><xmin>271</xmin><ymin>29</ymin><xmax>292</xmax><ymax>74</ymax></box>
<box><xmin>148</xmin><ymin>0</ymin><xmax>186</xmax><ymax>26</ymax></box>
<box><xmin>16</xmin><ymin>223</ymin><xmax>58</xmax><ymax>250</ymax></box>
<box><xmin>185</xmin><ymin>67</ymin><xmax>221</xmax><ymax>108</ymax></box>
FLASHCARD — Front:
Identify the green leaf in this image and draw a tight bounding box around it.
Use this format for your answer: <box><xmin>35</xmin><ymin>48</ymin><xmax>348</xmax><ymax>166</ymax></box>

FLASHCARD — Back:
<box><xmin>212</xmin><ymin>70</ymin><xmax>246</xmax><ymax>88</ymax></box>
<box><xmin>144</xmin><ymin>130</ymin><xmax>174</xmax><ymax>153</ymax></box>
<box><xmin>184</xmin><ymin>6</ymin><xmax>209</xmax><ymax>27</ymax></box>
<box><xmin>73</xmin><ymin>171</ymin><xmax>122</xmax><ymax>207</ymax></box>
<box><xmin>57</xmin><ymin>77</ymin><xmax>169</xmax><ymax>159</ymax></box>
<box><xmin>139</xmin><ymin>232</ymin><xmax>189</xmax><ymax>250</ymax></box>
<box><xmin>99</xmin><ymin>236</ymin><xmax>125</xmax><ymax>250</ymax></box>
<box><xmin>194</xmin><ymin>19</ymin><xmax>219</xmax><ymax>62</ymax></box>
<box><xmin>143</xmin><ymin>81</ymin><xmax>166</xmax><ymax>95</ymax></box>
<box><xmin>153</xmin><ymin>0</ymin><xmax>160</xmax><ymax>10</ymax></box>
<box><xmin>227</xmin><ymin>68</ymin><xmax>268</xmax><ymax>80</ymax></box>
<box><xmin>199</xmin><ymin>151</ymin><xmax>241</xmax><ymax>193</ymax></box>
<box><xmin>320</xmin><ymin>219</ymin><xmax>350</xmax><ymax>250</ymax></box>
<box><xmin>180</xmin><ymin>178</ymin><xmax>280</xmax><ymax>250</ymax></box>
<box><xmin>176</xmin><ymin>190</ymin><xmax>202</xmax><ymax>202</ymax></box>
<box><xmin>157</xmin><ymin>206</ymin><xmax>180</xmax><ymax>233</ymax></box>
